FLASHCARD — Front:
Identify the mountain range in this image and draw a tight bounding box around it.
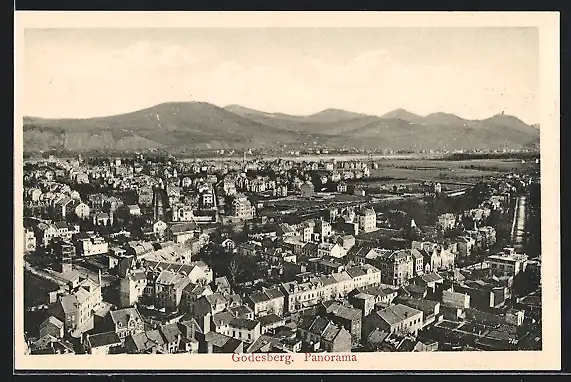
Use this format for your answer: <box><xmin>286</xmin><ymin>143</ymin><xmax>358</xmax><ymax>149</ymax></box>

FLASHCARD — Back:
<box><xmin>23</xmin><ymin>101</ymin><xmax>540</xmax><ymax>153</ymax></box>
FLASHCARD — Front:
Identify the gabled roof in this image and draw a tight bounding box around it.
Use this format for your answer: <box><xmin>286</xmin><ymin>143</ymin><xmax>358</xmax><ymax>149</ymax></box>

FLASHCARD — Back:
<box><xmin>410</xmin><ymin>248</ymin><xmax>424</xmax><ymax>260</ymax></box>
<box><xmin>129</xmin><ymin>330</ymin><xmax>166</xmax><ymax>352</ymax></box>
<box><xmin>345</xmin><ymin>266</ymin><xmax>367</xmax><ymax>279</ymax></box>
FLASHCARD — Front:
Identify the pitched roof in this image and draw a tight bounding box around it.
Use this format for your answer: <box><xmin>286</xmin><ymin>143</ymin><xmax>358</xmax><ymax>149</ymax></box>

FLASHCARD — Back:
<box><xmin>376</xmin><ymin>304</ymin><xmax>422</xmax><ymax>326</ymax></box>
<box><xmin>229</xmin><ymin>318</ymin><xmax>260</xmax><ymax>330</ymax></box>
<box><xmin>169</xmin><ymin>222</ymin><xmax>198</xmax><ymax>234</ymax></box>
<box><xmin>228</xmin><ymin>305</ymin><xmax>253</xmax><ymax>318</ymax></box>
<box><xmin>58</xmin><ymin>295</ymin><xmax>79</xmax><ymax>315</ymax></box>
<box><xmin>325</xmin><ymin>302</ymin><xmax>362</xmax><ymax>321</ymax></box>
<box><xmin>410</xmin><ymin>248</ymin><xmax>423</xmax><ymax>259</ymax></box>
<box><xmin>257</xmin><ymin>314</ymin><xmax>284</xmax><ymax>327</ymax></box>
<box><xmin>110</xmin><ymin>307</ymin><xmax>143</xmax><ymax>327</ymax></box>
<box><xmin>264</xmin><ymin>288</ymin><xmax>285</xmax><ymax>300</ymax></box>
<box><xmin>249</xmin><ymin>291</ymin><xmax>270</xmax><ymax>304</ymax></box>
<box><xmin>400</xmin><ymin>297</ymin><xmax>440</xmax><ymax>315</ymax></box>
<box><xmin>345</xmin><ymin>266</ymin><xmax>367</xmax><ymax>278</ymax></box>
<box><xmin>40</xmin><ymin>316</ymin><xmax>64</xmax><ymax>330</ymax></box>
<box><xmin>420</xmin><ymin>272</ymin><xmax>444</xmax><ymax>283</ymax></box>
<box><xmin>204</xmin><ymin>331</ymin><xmax>243</xmax><ymax>352</ymax></box>
<box><xmin>321</xmin><ymin>322</ymin><xmax>344</xmax><ymax>342</ymax></box>
<box><xmin>159</xmin><ymin>323</ymin><xmax>183</xmax><ymax>343</ymax></box>
<box><xmin>212</xmin><ymin>311</ymin><xmax>235</xmax><ymax>327</ymax></box>
<box><xmin>87</xmin><ymin>331</ymin><xmax>121</xmax><ymax>348</ymax></box>
<box><xmin>129</xmin><ymin>330</ymin><xmax>166</xmax><ymax>352</ymax></box>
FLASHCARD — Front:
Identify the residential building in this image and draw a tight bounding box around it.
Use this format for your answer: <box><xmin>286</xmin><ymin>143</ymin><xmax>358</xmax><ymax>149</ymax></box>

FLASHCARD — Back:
<box><xmin>85</xmin><ymin>332</ymin><xmax>122</xmax><ymax>355</ymax></box>
<box><xmin>318</xmin><ymin>242</ymin><xmax>344</xmax><ymax>258</ymax></box>
<box><xmin>229</xmin><ymin>318</ymin><xmax>261</xmax><ymax>343</ymax></box>
<box><xmin>487</xmin><ymin>248</ymin><xmax>528</xmax><ymax>277</ymax></box>
<box><xmin>257</xmin><ymin>314</ymin><xmax>285</xmax><ymax>334</ymax></box>
<box><xmin>24</xmin><ymin>228</ymin><xmax>36</xmax><ymax>252</ymax></box>
<box><xmin>165</xmin><ymin>222</ymin><xmax>199</xmax><ymax>244</ymax></box>
<box><xmin>75</xmin><ymin>234</ymin><xmax>109</xmax><ymax>257</ymax></box>
<box><xmin>50</xmin><ymin>276</ymin><xmax>102</xmax><ymax>335</ymax></box>
<box><xmin>322</xmin><ymin>302</ymin><xmax>363</xmax><ymax>347</ymax></box>
<box><xmin>119</xmin><ymin>270</ymin><xmax>148</xmax><ymax>308</ymax></box>
<box><xmin>366</xmin><ymin>248</ymin><xmax>414</xmax><ymax>287</ymax></box>
<box><xmin>246</xmin><ymin>288</ymin><xmax>286</xmax><ymax>317</ymax></box>
<box><xmin>299</xmin><ymin>316</ymin><xmax>352</xmax><ymax>352</ymax></box>
<box><xmin>109</xmin><ymin>307</ymin><xmax>145</xmax><ymax>342</ymax></box>
<box><xmin>231</xmin><ymin>194</ymin><xmax>255</xmax><ymax>220</ymax></box>
<box><xmin>363</xmin><ymin>304</ymin><xmax>423</xmax><ymax>337</ymax></box>
<box><xmin>356</xmin><ymin>207</ymin><xmax>376</xmax><ymax>233</ymax></box>
<box><xmin>204</xmin><ymin>331</ymin><xmax>244</xmax><ymax>353</ymax></box>
<box><xmin>39</xmin><ymin>316</ymin><xmax>64</xmax><ymax>340</ymax></box>
<box><xmin>437</xmin><ymin>213</ymin><xmax>457</xmax><ymax>231</ymax></box>
<box><xmin>154</xmin><ymin>270</ymin><xmax>192</xmax><ymax>310</ymax></box>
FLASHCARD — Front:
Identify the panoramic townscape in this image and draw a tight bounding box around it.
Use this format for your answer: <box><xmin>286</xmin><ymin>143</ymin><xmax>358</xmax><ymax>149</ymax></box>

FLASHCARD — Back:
<box><xmin>20</xmin><ymin>26</ymin><xmax>543</xmax><ymax>357</ymax></box>
<box><xmin>22</xmin><ymin>145</ymin><xmax>541</xmax><ymax>355</ymax></box>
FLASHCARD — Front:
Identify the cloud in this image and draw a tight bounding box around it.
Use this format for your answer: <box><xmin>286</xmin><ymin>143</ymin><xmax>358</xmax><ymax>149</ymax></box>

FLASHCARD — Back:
<box><xmin>23</xmin><ymin>38</ymin><xmax>538</xmax><ymax>123</ymax></box>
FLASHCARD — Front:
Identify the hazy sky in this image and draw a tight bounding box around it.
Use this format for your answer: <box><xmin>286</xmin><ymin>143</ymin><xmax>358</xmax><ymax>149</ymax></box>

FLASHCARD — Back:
<box><xmin>23</xmin><ymin>27</ymin><xmax>539</xmax><ymax>124</ymax></box>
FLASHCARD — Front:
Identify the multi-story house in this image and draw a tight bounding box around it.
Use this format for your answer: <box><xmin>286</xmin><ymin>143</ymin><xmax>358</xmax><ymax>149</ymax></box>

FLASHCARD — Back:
<box><xmin>487</xmin><ymin>248</ymin><xmax>528</xmax><ymax>277</ymax></box>
<box><xmin>410</xmin><ymin>248</ymin><xmax>424</xmax><ymax>276</ymax></box>
<box><xmin>246</xmin><ymin>288</ymin><xmax>285</xmax><ymax>318</ymax></box>
<box><xmin>322</xmin><ymin>302</ymin><xmax>363</xmax><ymax>347</ymax></box>
<box><xmin>231</xmin><ymin>194</ymin><xmax>255</xmax><ymax>220</ymax></box>
<box><xmin>314</xmin><ymin>219</ymin><xmax>332</xmax><ymax>242</ymax></box>
<box><xmin>171</xmin><ymin>203</ymin><xmax>194</xmax><ymax>222</ymax></box>
<box><xmin>356</xmin><ymin>207</ymin><xmax>376</xmax><ymax>233</ymax></box>
<box><xmin>154</xmin><ymin>270</ymin><xmax>192</xmax><ymax>310</ymax></box>
<box><xmin>50</xmin><ymin>275</ymin><xmax>102</xmax><ymax>335</ymax></box>
<box><xmin>363</xmin><ymin>304</ymin><xmax>423</xmax><ymax>337</ymax></box>
<box><xmin>299</xmin><ymin>316</ymin><xmax>352</xmax><ymax>352</ymax></box>
<box><xmin>317</xmin><ymin>242</ymin><xmax>344</xmax><ymax>258</ymax></box>
<box><xmin>119</xmin><ymin>270</ymin><xmax>148</xmax><ymax>308</ymax></box>
<box><xmin>165</xmin><ymin>222</ymin><xmax>199</xmax><ymax>244</ymax></box>
<box><xmin>228</xmin><ymin>318</ymin><xmax>261</xmax><ymax>344</ymax></box>
<box><xmin>437</xmin><ymin>213</ymin><xmax>457</xmax><ymax>231</ymax></box>
<box><xmin>457</xmin><ymin>236</ymin><xmax>476</xmax><ymax>258</ymax></box>
<box><xmin>366</xmin><ymin>248</ymin><xmax>414</xmax><ymax>286</ymax></box>
<box><xmin>109</xmin><ymin>307</ymin><xmax>145</xmax><ymax>343</ymax></box>
<box><xmin>75</xmin><ymin>234</ymin><xmax>109</xmax><ymax>256</ymax></box>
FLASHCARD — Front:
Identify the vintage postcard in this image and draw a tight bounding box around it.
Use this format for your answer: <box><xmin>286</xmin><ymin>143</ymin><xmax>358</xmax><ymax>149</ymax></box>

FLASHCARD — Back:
<box><xmin>14</xmin><ymin>11</ymin><xmax>560</xmax><ymax>371</ymax></box>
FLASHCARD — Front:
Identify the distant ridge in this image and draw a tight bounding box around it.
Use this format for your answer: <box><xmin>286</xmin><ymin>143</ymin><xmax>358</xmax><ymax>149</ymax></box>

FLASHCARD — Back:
<box><xmin>23</xmin><ymin>101</ymin><xmax>540</xmax><ymax>153</ymax></box>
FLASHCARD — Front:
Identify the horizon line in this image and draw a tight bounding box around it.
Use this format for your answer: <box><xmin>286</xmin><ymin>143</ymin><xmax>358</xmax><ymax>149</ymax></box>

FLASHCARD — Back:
<box><xmin>23</xmin><ymin>100</ymin><xmax>539</xmax><ymax>126</ymax></box>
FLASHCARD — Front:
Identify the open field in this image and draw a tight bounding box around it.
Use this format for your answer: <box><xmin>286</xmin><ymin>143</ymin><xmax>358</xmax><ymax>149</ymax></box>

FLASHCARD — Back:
<box><xmin>370</xmin><ymin>158</ymin><xmax>538</xmax><ymax>182</ymax></box>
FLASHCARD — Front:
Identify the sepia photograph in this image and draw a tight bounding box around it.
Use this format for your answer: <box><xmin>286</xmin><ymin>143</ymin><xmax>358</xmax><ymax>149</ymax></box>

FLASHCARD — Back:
<box><xmin>14</xmin><ymin>11</ymin><xmax>560</xmax><ymax>371</ymax></box>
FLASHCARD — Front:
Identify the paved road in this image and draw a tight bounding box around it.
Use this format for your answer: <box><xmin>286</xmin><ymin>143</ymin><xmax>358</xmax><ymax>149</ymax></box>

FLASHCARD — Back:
<box><xmin>511</xmin><ymin>196</ymin><xmax>527</xmax><ymax>251</ymax></box>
